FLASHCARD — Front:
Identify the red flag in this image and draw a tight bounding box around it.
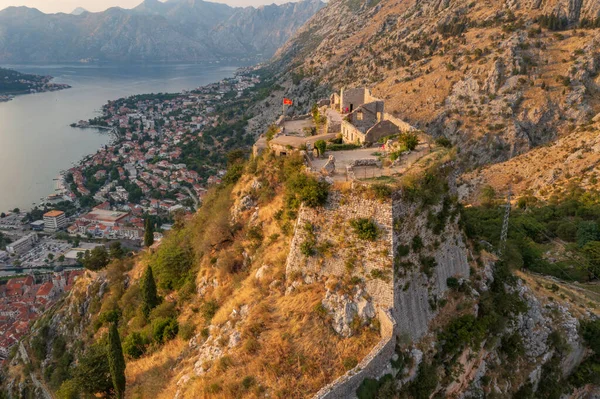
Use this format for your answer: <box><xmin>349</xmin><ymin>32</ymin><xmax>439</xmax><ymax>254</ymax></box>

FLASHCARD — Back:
<box><xmin>283</xmin><ymin>98</ymin><xmax>293</xmax><ymax>105</ymax></box>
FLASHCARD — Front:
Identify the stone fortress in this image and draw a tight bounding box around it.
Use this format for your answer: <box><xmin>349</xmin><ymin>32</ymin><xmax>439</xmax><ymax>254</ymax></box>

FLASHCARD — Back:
<box><xmin>253</xmin><ymin>87</ymin><xmax>416</xmax><ymax>157</ymax></box>
<box><xmin>253</xmin><ymin>87</ymin><xmax>470</xmax><ymax>398</ymax></box>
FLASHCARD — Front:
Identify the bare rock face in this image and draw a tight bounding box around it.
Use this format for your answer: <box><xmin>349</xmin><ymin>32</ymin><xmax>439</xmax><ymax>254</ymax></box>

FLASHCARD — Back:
<box><xmin>321</xmin><ymin>155</ymin><xmax>336</xmax><ymax>175</ymax></box>
<box><xmin>516</xmin><ymin>283</ymin><xmax>552</xmax><ymax>359</ymax></box>
<box><xmin>189</xmin><ymin>305</ymin><xmax>249</xmax><ymax>377</ymax></box>
<box><xmin>322</xmin><ymin>287</ymin><xmax>375</xmax><ymax>337</ymax></box>
<box><xmin>255</xmin><ymin>264</ymin><xmax>271</xmax><ymax>280</ymax></box>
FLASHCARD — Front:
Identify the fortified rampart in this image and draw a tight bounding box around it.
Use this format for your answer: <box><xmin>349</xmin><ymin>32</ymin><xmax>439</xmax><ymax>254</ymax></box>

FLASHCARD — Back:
<box><xmin>314</xmin><ymin>308</ymin><xmax>397</xmax><ymax>399</ymax></box>
<box><xmin>285</xmin><ymin>189</ymin><xmax>395</xmax><ymax>309</ymax></box>
<box><xmin>391</xmin><ymin>195</ymin><xmax>470</xmax><ymax>339</ymax></box>
<box><xmin>284</xmin><ymin>184</ymin><xmax>470</xmax><ymax>399</ymax></box>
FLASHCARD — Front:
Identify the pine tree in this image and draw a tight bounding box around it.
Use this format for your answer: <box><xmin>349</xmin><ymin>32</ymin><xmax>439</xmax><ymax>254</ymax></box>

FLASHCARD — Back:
<box><xmin>141</xmin><ymin>266</ymin><xmax>160</xmax><ymax>318</ymax></box>
<box><xmin>107</xmin><ymin>322</ymin><xmax>126</xmax><ymax>399</ymax></box>
<box><xmin>144</xmin><ymin>218</ymin><xmax>154</xmax><ymax>247</ymax></box>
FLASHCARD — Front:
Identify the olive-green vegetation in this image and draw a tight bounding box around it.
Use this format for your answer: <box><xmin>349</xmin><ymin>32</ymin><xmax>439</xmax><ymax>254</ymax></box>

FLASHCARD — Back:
<box><xmin>314</xmin><ymin>139</ymin><xmax>327</xmax><ymax>156</ymax></box>
<box><xmin>463</xmin><ymin>186</ymin><xmax>600</xmax><ymax>282</ymax></box>
<box><xmin>107</xmin><ymin>322</ymin><xmax>126</xmax><ymax>399</ymax></box>
<box><xmin>350</xmin><ymin>218</ymin><xmax>380</xmax><ymax>241</ymax></box>
<box><xmin>144</xmin><ymin>218</ymin><xmax>155</xmax><ymax>248</ymax></box>
<box><xmin>141</xmin><ymin>266</ymin><xmax>160</xmax><ymax>317</ymax></box>
<box><xmin>81</xmin><ymin>246</ymin><xmax>110</xmax><ymax>271</ymax></box>
<box><xmin>282</xmin><ymin>154</ymin><xmax>330</xmax><ymax>210</ymax></box>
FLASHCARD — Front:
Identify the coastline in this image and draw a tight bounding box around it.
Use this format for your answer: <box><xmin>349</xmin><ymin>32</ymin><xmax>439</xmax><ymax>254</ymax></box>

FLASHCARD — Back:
<box><xmin>0</xmin><ymin>63</ymin><xmax>249</xmax><ymax>216</ymax></box>
<box><xmin>0</xmin><ymin>84</ymin><xmax>71</xmax><ymax>103</ymax></box>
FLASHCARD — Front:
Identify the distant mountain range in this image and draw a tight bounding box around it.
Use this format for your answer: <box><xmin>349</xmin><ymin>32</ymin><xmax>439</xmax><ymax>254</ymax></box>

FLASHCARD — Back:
<box><xmin>0</xmin><ymin>0</ymin><xmax>324</xmax><ymax>63</ymax></box>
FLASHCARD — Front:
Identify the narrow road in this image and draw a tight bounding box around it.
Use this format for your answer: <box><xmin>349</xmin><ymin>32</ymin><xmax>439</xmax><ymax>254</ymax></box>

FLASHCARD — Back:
<box><xmin>182</xmin><ymin>186</ymin><xmax>199</xmax><ymax>209</ymax></box>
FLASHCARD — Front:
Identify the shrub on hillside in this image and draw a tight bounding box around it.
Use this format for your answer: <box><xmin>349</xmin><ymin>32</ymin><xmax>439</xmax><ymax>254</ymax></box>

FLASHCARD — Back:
<box><xmin>399</xmin><ymin>132</ymin><xmax>419</xmax><ymax>151</ymax></box>
<box><xmin>285</xmin><ymin>172</ymin><xmax>329</xmax><ymax>209</ymax></box>
<box><xmin>350</xmin><ymin>218</ymin><xmax>380</xmax><ymax>241</ymax></box>
<box><xmin>123</xmin><ymin>332</ymin><xmax>148</xmax><ymax>359</ymax></box>
<box><xmin>150</xmin><ymin>229</ymin><xmax>194</xmax><ymax>291</ymax></box>
<box><xmin>152</xmin><ymin>317</ymin><xmax>179</xmax><ymax>343</ymax></box>
<box><xmin>435</xmin><ymin>137</ymin><xmax>452</xmax><ymax>148</ymax></box>
<box><xmin>370</xmin><ymin>184</ymin><xmax>393</xmax><ymax>200</ymax></box>
<box><xmin>82</xmin><ymin>246</ymin><xmax>110</xmax><ymax>271</ymax></box>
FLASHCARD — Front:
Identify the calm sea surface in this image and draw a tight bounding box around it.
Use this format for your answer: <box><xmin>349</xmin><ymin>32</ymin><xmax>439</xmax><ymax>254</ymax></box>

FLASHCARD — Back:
<box><xmin>0</xmin><ymin>63</ymin><xmax>242</xmax><ymax>213</ymax></box>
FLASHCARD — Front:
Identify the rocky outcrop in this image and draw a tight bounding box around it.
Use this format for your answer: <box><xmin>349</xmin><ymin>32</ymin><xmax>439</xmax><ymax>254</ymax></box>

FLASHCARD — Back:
<box><xmin>322</xmin><ymin>287</ymin><xmax>376</xmax><ymax>337</ymax></box>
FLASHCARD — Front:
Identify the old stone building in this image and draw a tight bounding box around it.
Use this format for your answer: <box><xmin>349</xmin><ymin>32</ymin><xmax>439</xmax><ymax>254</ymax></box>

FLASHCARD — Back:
<box><xmin>341</xmin><ymin>101</ymin><xmax>401</xmax><ymax>144</ymax></box>
<box><xmin>331</xmin><ymin>87</ymin><xmax>379</xmax><ymax>114</ymax></box>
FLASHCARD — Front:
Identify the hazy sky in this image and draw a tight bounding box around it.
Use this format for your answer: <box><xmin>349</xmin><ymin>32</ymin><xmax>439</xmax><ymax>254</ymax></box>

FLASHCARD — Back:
<box><xmin>0</xmin><ymin>0</ymin><xmax>297</xmax><ymax>13</ymax></box>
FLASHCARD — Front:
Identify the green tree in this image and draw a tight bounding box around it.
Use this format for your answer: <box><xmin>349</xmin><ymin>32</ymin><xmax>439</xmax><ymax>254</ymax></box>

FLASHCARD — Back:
<box><xmin>110</xmin><ymin>241</ymin><xmax>126</xmax><ymax>259</ymax></box>
<box><xmin>144</xmin><ymin>219</ymin><xmax>155</xmax><ymax>248</ymax></box>
<box><xmin>56</xmin><ymin>379</ymin><xmax>79</xmax><ymax>399</ymax></box>
<box><xmin>399</xmin><ymin>132</ymin><xmax>419</xmax><ymax>151</ymax></box>
<box><xmin>480</xmin><ymin>185</ymin><xmax>496</xmax><ymax>207</ymax></box>
<box><xmin>582</xmin><ymin>241</ymin><xmax>600</xmax><ymax>280</ymax></box>
<box><xmin>82</xmin><ymin>246</ymin><xmax>110</xmax><ymax>271</ymax></box>
<box><xmin>107</xmin><ymin>322</ymin><xmax>126</xmax><ymax>399</ymax></box>
<box><xmin>141</xmin><ymin>266</ymin><xmax>160</xmax><ymax>317</ymax></box>
<box><xmin>577</xmin><ymin>221</ymin><xmax>599</xmax><ymax>248</ymax></box>
<box><xmin>314</xmin><ymin>140</ymin><xmax>327</xmax><ymax>157</ymax></box>
<box><xmin>73</xmin><ymin>344</ymin><xmax>113</xmax><ymax>397</ymax></box>
<box><xmin>152</xmin><ymin>317</ymin><xmax>179</xmax><ymax>343</ymax></box>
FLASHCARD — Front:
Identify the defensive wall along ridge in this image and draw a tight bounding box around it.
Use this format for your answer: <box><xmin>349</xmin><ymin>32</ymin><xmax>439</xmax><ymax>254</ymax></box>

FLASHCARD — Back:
<box><xmin>284</xmin><ymin>185</ymin><xmax>470</xmax><ymax>398</ymax></box>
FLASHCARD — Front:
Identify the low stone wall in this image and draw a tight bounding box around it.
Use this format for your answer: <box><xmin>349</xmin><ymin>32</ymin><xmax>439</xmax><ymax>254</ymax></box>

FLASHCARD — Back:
<box><xmin>383</xmin><ymin>113</ymin><xmax>416</xmax><ymax>133</ymax></box>
<box><xmin>314</xmin><ymin>308</ymin><xmax>397</xmax><ymax>399</ymax></box>
<box><xmin>349</xmin><ymin>159</ymin><xmax>382</xmax><ymax>168</ymax></box>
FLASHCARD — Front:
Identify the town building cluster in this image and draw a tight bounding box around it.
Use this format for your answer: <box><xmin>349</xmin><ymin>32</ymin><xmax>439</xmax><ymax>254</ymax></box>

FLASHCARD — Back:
<box><xmin>44</xmin><ymin>71</ymin><xmax>262</xmax><ymax>238</ymax></box>
<box><xmin>0</xmin><ymin>271</ymin><xmax>83</xmax><ymax>359</ymax></box>
<box><xmin>67</xmin><ymin>203</ymin><xmax>144</xmax><ymax>240</ymax></box>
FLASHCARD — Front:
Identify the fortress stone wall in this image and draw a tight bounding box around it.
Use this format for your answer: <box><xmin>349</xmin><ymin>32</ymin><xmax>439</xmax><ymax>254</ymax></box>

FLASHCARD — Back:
<box><xmin>392</xmin><ymin>195</ymin><xmax>470</xmax><ymax>339</ymax></box>
<box><xmin>314</xmin><ymin>309</ymin><xmax>397</xmax><ymax>399</ymax></box>
<box><xmin>284</xmin><ymin>185</ymin><xmax>470</xmax><ymax>398</ymax></box>
<box><xmin>285</xmin><ymin>189</ymin><xmax>395</xmax><ymax>309</ymax></box>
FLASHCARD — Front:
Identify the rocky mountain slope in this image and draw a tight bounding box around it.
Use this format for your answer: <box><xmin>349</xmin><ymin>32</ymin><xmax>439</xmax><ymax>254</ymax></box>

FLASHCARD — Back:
<box><xmin>2</xmin><ymin>0</ymin><xmax>600</xmax><ymax>398</ymax></box>
<box><xmin>273</xmin><ymin>0</ymin><xmax>600</xmax><ymax>165</ymax></box>
<box><xmin>0</xmin><ymin>0</ymin><xmax>324</xmax><ymax>63</ymax></box>
<box><xmin>3</xmin><ymin>148</ymin><xmax>599</xmax><ymax>399</ymax></box>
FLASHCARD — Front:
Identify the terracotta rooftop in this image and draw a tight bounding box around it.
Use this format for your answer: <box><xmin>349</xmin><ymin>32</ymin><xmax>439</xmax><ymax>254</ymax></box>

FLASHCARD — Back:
<box><xmin>44</xmin><ymin>210</ymin><xmax>65</xmax><ymax>218</ymax></box>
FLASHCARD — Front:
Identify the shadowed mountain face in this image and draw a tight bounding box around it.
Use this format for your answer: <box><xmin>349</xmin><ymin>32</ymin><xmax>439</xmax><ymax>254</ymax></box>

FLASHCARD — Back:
<box><xmin>0</xmin><ymin>0</ymin><xmax>324</xmax><ymax>63</ymax></box>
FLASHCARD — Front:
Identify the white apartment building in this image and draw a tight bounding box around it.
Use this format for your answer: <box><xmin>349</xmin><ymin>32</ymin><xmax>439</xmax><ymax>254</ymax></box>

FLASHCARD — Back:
<box><xmin>6</xmin><ymin>233</ymin><xmax>38</xmax><ymax>255</ymax></box>
<box><xmin>43</xmin><ymin>210</ymin><xmax>67</xmax><ymax>232</ymax></box>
